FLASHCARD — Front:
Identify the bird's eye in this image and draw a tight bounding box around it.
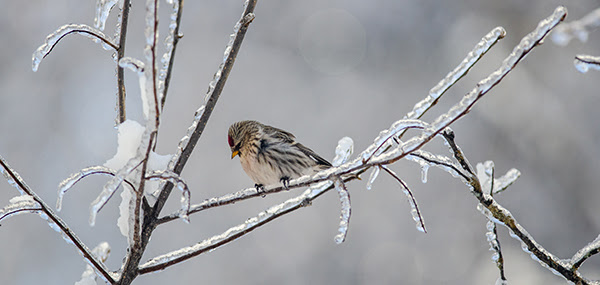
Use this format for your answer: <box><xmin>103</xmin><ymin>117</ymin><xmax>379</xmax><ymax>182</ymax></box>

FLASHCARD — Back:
<box><xmin>228</xmin><ymin>135</ymin><xmax>234</xmax><ymax>147</ymax></box>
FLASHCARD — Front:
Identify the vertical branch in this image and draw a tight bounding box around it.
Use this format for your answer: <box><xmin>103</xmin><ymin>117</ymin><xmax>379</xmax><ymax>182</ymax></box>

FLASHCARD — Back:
<box><xmin>160</xmin><ymin>0</ymin><xmax>184</xmax><ymax>110</ymax></box>
<box><xmin>117</xmin><ymin>2</ymin><xmax>257</xmax><ymax>284</ymax></box>
<box><xmin>116</xmin><ymin>0</ymin><xmax>131</xmax><ymax>124</ymax></box>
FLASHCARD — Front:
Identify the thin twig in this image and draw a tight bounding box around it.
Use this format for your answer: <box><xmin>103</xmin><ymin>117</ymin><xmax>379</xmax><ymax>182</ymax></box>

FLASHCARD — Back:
<box><xmin>160</xmin><ymin>0</ymin><xmax>184</xmax><ymax>110</ymax></box>
<box><xmin>116</xmin><ymin>0</ymin><xmax>131</xmax><ymax>124</ymax></box>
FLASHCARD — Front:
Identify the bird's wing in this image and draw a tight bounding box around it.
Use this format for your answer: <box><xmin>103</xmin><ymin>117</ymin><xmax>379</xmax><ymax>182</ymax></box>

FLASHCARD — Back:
<box><xmin>263</xmin><ymin>125</ymin><xmax>296</xmax><ymax>143</ymax></box>
<box><xmin>295</xmin><ymin>143</ymin><xmax>332</xmax><ymax>167</ymax></box>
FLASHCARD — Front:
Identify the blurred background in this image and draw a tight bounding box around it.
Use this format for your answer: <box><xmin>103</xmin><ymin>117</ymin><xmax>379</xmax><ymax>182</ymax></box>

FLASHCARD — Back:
<box><xmin>1</xmin><ymin>0</ymin><xmax>599</xmax><ymax>284</ymax></box>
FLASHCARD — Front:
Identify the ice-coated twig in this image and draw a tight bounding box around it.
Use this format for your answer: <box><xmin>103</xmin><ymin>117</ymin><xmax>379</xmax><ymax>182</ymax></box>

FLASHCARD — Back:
<box><xmin>570</xmin><ymin>234</ymin><xmax>600</xmax><ymax>270</ymax></box>
<box><xmin>116</xmin><ymin>0</ymin><xmax>132</xmax><ymax>124</ymax></box>
<box><xmin>159</xmin><ymin>0</ymin><xmax>184</xmax><ymax>110</ymax></box>
<box><xmin>574</xmin><ymin>54</ymin><xmax>600</xmax><ymax>73</ymax></box>
<box><xmin>0</xmin><ymin>195</ymin><xmax>40</xmax><ymax>222</ymax></box>
<box><xmin>407</xmin><ymin>150</ymin><xmax>469</xmax><ymax>181</ymax></box>
<box><xmin>56</xmin><ymin>165</ymin><xmax>137</xmax><ymax>211</ymax></box>
<box><xmin>365</xmin><ymin>166</ymin><xmax>380</xmax><ymax>190</ymax></box>
<box><xmin>333</xmin><ymin>178</ymin><xmax>351</xmax><ymax>244</ymax></box>
<box><xmin>75</xmin><ymin>242</ymin><xmax>111</xmax><ymax>285</ymax></box>
<box><xmin>146</xmin><ymin>170</ymin><xmax>191</xmax><ymax>222</ymax></box>
<box><xmin>380</xmin><ymin>165</ymin><xmax>427</xmax><ymax>233</ymax></box>
<box><xmin>32</xmin><ymin>24</ymin><xmax>117</xmax><ymax>72</ymax></box>
<box><xmin>151</xmin><ymin>0</ymin><xmax>257</xmax><ymax>223</ymax></box>
<box><xmin>485</xmin><ymin>220</ymin><xmax>507</xmax><ymax>282</ymax></box>
<box><xmin>445</xmin><ymin>114</ymin><xmax>593</xmax><ymax>284</ymax></box>
<box><xmin>552</xmin><ymin>7</ymin><xmax>600</xmax><ymax>46</ymax></box>
<box><xmin>0</xmin><ymin>155</ymin><xmax>116</xmax><ymax>283</ymax></box>
<box><xmin>89</xmin><ymin>156</ymin><xmax>145</xmax><ymax>226</ymax></box>
<box><xmin>118</xmin><ymin>2</ymin><xmax>258</xmax><ymax>284</ymax></box>
<box><xmin>139</xmin><ymin>180</ymin><xmax>332</xmax><ymax>274</ymax></box>
<box><xmin>403</xmin><ymin>27</ymin><xmax>506</xmax><ymax>123</ymax></box>
<box><xmin>160</xmin><ymin>7</ymin><xmax>565</xmax><ymax>227</ymax></box>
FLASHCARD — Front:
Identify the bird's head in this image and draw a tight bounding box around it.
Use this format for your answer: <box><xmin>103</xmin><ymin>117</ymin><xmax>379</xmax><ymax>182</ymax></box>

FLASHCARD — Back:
<box><xmin>228</xmin><ymin>120</ymin><xmax>259</xmax><ymax>159</ymax></box>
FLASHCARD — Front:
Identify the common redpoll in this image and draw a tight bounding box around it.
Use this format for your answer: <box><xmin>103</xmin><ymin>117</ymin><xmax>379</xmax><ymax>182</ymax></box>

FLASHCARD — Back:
<box><xmin>228</xmin><ymin>120</ymin><xmax>331</xmax><ymax>190</ymax></box>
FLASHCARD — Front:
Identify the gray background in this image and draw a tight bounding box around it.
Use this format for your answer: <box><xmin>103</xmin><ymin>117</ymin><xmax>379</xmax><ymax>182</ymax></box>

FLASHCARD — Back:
<box><xmin>1</xmin><ymin>0</ymin><xmax>600</xmax><ymax>284</ymax></box>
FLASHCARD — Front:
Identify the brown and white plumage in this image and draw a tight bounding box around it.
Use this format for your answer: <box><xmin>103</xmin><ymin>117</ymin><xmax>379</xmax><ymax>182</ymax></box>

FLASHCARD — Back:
<box><xmin>228</xmin><ymin>120</ymin><xmax>331</xmax><ymax>189</ymax></box>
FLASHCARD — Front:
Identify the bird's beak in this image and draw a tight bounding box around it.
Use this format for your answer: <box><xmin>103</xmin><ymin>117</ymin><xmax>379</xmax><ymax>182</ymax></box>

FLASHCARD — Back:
<box><xmin>231</xmin><ymin>150</ymin><xmax>239</xmax><ymax>159</ymax></box>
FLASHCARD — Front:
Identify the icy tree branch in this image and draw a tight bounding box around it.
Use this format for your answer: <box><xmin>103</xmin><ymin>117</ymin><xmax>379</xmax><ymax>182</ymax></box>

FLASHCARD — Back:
<box><xmin>151</xmin><ymin>7</ymin><xmax>568</xmax><ymax>276</ymax></box>
<box><xmin>9</xmin><ymin>2</ymin><xmax>599</xmax><ymax>284</ymax></box>
<box><xmin>0</xmin><ymin>156</ymin><xmax>116</xmax><ymax>284</ymax></box>
<box><xmin>116</xmin><ymin>0</ymin><xmax>132</xmax><ymax>124</ymax></box>
<box><xmin>443</xmin><ymin>128</ymin><xmax>596</xmax><ymax>285</ymax></box>
<box><xmin>32</xmin><ymin>24</ymin><xmax>117</xmax><ymax>72</ymax></box>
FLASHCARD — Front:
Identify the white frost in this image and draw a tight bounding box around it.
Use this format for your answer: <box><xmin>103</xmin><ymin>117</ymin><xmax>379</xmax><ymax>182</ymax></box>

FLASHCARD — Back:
<box><xmin>105</xmin><ymin>120</ymin><xmax>146</xmax><ymax>169</ymax></box>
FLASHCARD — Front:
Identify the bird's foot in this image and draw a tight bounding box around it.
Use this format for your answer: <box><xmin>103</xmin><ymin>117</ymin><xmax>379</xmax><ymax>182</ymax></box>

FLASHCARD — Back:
<box><xmin>280</xmin><ymin>176</ymin><xmax>290</xmax><ymax>190</ymax></box>
<box><xmin>255</xmin><ymin>184</ymin><xmax>266</xmax><ymax>197</ymax></box>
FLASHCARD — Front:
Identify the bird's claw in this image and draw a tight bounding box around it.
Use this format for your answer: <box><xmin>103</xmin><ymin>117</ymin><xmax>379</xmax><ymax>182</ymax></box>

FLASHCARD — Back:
<box><xmin>280</xmin><ymin>176</ymin><xmax>290</xmax><ymax>190</ymax></box>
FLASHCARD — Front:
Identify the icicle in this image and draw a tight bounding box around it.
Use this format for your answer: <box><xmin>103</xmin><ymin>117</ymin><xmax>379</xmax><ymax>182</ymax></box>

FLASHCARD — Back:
<box><xmin>420</xmin><ymin>163</ymin><xmax>429</xmax><ymax>183</ymax></box>
<box><xmin>333</xmin><ymin>179</ymin><xmax>351</xmax><ymax>244</ymax></box>
<box><xmin>366</xmin><ymin>166</ymin><xmax>380</xmax><ymax>190</ymax></box>
<box><xmin>332</xmin><ymin>137</ymin><xmax>354</xmax><ymax>166</ymax></box>
<box><xmin>94</xmin><ymin>0</ymin><xmax>119</xmax><ymax>31</ymax></box>
<box><xmin>32</xmin><ymin>24</ymin><xmax>115</xmax><ymax>72</ymax></box>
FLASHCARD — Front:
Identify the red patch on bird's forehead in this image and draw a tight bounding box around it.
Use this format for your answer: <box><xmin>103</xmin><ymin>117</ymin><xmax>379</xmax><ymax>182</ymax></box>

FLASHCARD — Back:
<box><xmin>228</xmin><ymin>135</ymin><xmax>234</xmax><ymax>147</ymax></box>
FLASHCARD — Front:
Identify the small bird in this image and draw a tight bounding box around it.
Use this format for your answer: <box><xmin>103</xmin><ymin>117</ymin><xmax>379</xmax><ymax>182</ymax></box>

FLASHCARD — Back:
<box><xmin>228</xmin><ymin>120</ymin><xmax>332</xmax><ymax>190</ymax></box>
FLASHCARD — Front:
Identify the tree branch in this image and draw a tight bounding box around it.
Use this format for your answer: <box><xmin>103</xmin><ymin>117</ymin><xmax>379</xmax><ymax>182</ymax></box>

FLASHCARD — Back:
<box><xmin>0</xmin><ymin>155</ymin><xmax>116</xmax><ymax>284</ymax></box>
